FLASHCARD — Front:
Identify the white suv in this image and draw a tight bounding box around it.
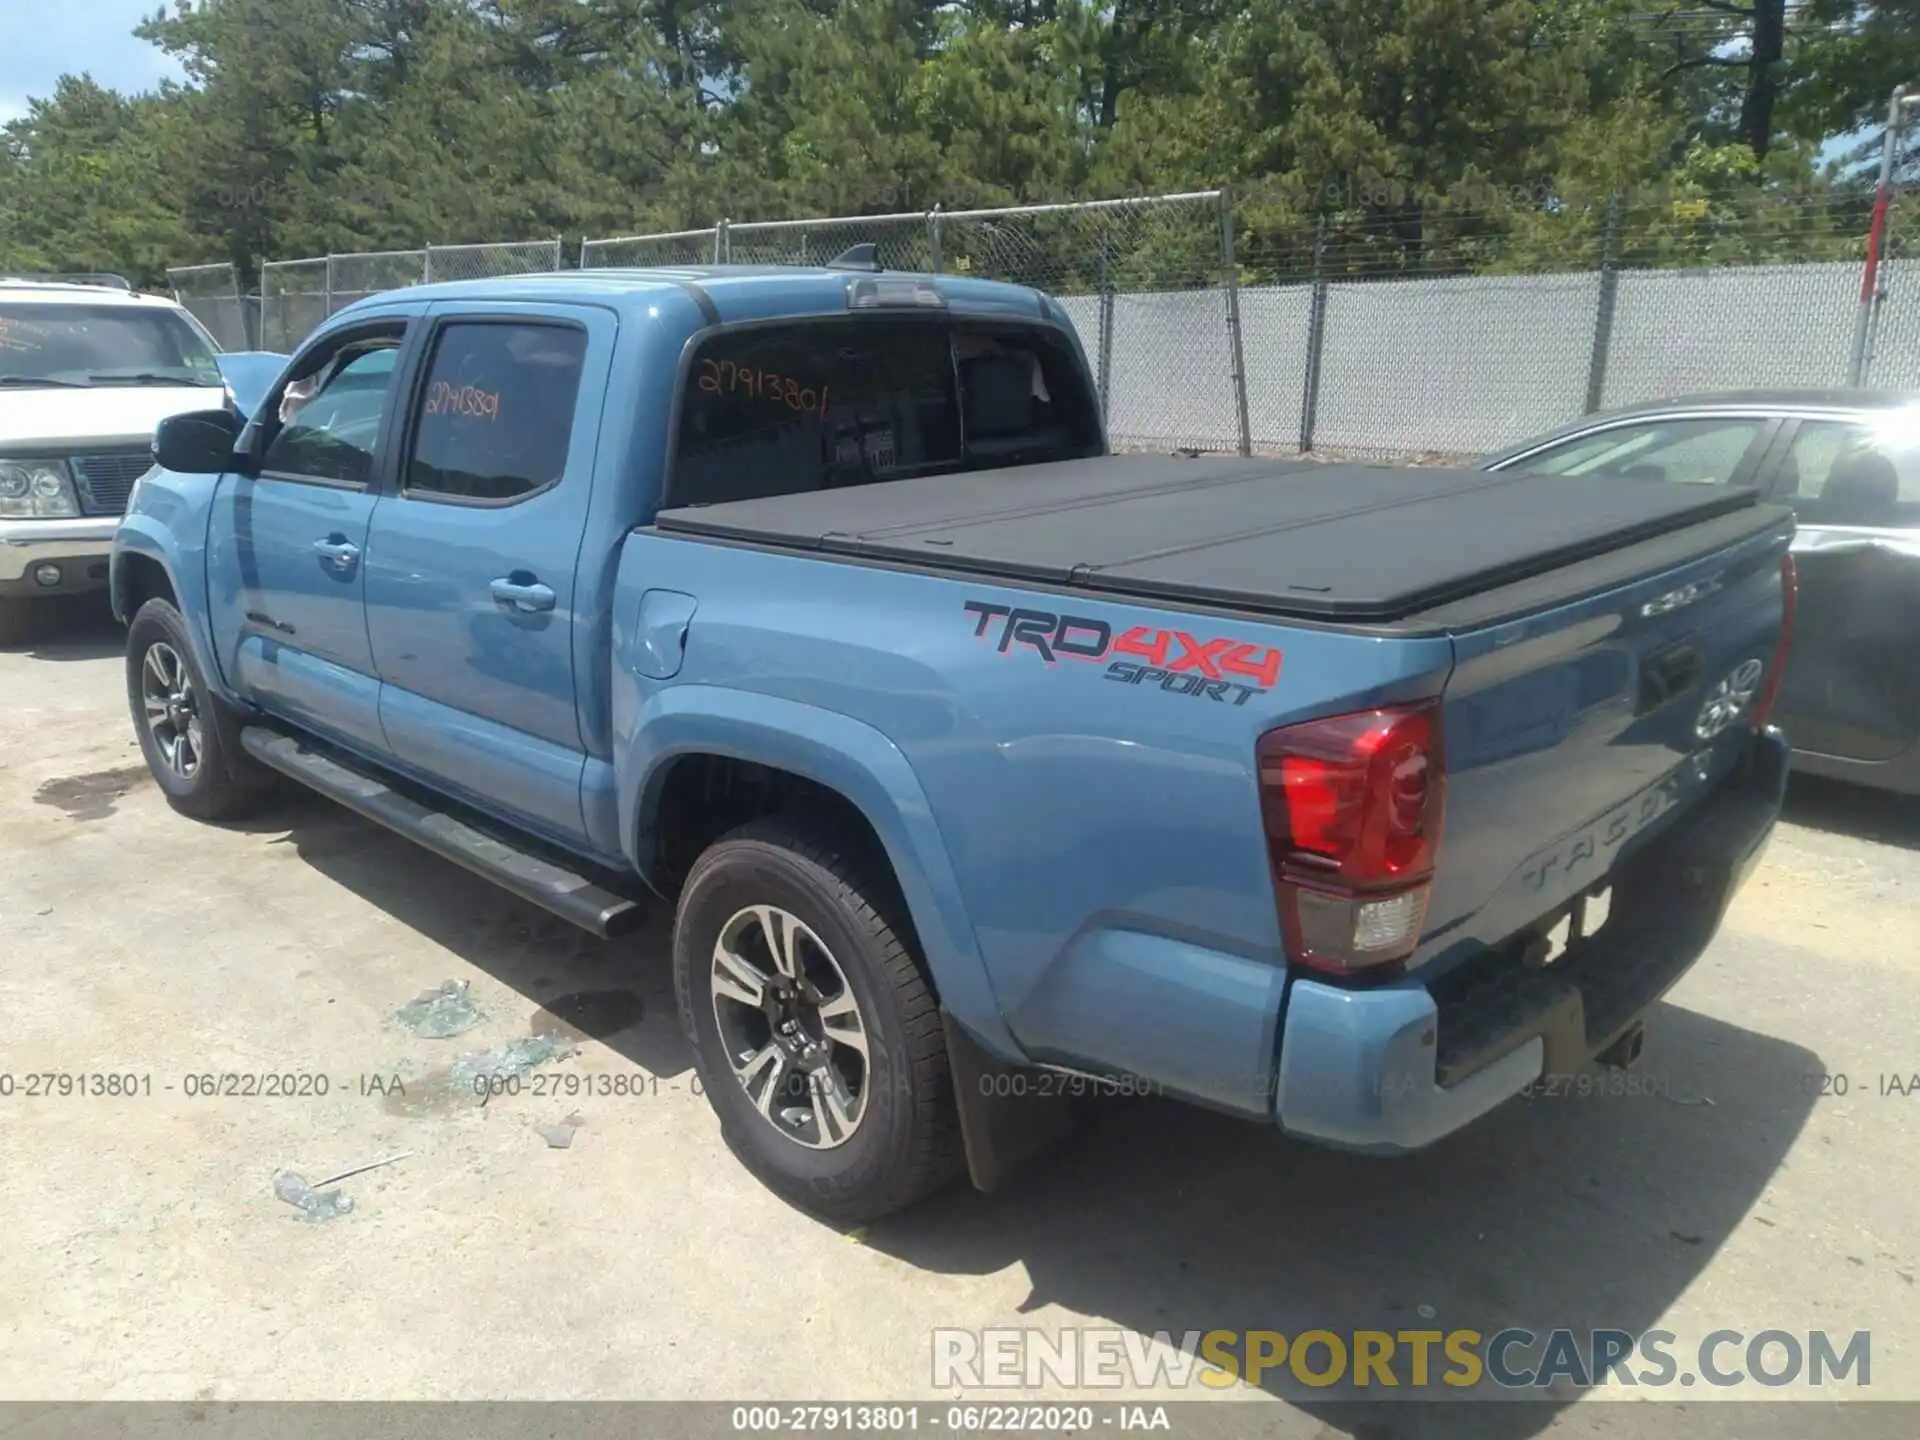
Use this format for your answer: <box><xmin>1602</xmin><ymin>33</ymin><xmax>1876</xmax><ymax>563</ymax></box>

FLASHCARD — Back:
<box><xmin>1</xmin><ymin>278</ymin><xmax>232</xmax><ymax>641</ymax></box>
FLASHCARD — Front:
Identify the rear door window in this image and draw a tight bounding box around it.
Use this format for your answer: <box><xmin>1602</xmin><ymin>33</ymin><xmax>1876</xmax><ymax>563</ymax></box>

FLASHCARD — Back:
<box><xmin>1773</xmin><ymin>418</ymin><xmax>1920</xmax><ymax>528</ymax></box>
<box><xmin>1508</xmin><ymin>417</ymin><xmax>1769</xmax><ymax>486</ymax></box>
<box><xmin>404</xmin><ymin>322</ymin><xmax>588</xmax><ymax>502</ymax></box>
<box><xmin>670</xmin><ymin>319</ymin><xmax>1099</xmax><ymax>506</ymax></box>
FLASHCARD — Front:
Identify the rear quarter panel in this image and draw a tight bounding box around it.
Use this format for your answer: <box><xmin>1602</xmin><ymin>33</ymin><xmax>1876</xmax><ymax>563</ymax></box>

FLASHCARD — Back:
<box><xmin>611</xmin><ymin>533</ymin><xmax>1453</xmax><ymax>1110</ymax></box>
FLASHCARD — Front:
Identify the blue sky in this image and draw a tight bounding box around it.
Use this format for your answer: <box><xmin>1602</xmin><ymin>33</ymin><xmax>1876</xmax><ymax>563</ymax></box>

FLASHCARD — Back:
<box><xmin>0</xmin><ymin>0</ymin><xmax>184</xmax><ymax>123</ymax></box>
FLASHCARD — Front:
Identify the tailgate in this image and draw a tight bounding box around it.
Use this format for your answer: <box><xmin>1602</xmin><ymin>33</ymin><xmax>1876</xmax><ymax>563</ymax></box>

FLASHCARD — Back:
<box><xmin>1417</xmin><ymin>509</ymin><xmax>1794</xmax><ymax>975</ymax></box>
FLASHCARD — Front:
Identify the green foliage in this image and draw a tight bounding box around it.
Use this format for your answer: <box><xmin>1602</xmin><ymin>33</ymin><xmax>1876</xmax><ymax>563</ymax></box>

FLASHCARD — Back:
<box><xmin>0</xmin><ymin>0</ymin><xmax>1913</xmax><ymax>287</ymax></box>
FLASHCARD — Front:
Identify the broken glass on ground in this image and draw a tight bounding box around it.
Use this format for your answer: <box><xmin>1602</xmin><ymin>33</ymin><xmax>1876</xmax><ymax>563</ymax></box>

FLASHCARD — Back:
<box><xmin>272</xmin><ymin>1171</ymin><xmax>355</xmax><ymax>1223</ymax></box>
<box><xmin>534</xmin><ymin>1112</ymin><xmax>585</xmax><ymax>1149</ymax></box>
<box><xmin>450</xmin><ymin>1033</ymin><xmax>580</xmax><ymax>1100</ymax></box>
<box><xmin>394</xmin><ymin>979</ymin><xmax>485</xmax><ymax>1039</ymax></box>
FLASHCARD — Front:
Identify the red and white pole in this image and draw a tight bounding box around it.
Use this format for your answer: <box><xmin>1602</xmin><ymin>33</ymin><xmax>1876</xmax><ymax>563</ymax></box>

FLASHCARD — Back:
<box><xmin>1849</xmin><ymin>85</ymin><xmax>1917</xmax><ymax>387</ymax></box>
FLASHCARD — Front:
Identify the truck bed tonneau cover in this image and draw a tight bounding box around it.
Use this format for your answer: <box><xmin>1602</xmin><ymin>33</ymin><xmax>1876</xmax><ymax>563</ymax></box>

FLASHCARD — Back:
<box><xmin>651</xmin><ymin>454</ymin><xmax>1774</xmax><ymax>625</ymax></box>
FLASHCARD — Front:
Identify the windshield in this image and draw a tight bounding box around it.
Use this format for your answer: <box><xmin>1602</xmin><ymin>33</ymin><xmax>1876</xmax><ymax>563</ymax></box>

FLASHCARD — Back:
<box><xmin>0</xmin><ymin>303</ymin><xmax>224</xmax><ymax>389</ymax></box>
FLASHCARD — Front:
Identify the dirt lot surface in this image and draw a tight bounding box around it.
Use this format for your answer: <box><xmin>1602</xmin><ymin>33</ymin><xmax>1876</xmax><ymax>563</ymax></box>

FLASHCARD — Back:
<box><xmin>3</xmin><ymin>600</ymin><xmax>1917</xmax><ymax>1437</ymax></box>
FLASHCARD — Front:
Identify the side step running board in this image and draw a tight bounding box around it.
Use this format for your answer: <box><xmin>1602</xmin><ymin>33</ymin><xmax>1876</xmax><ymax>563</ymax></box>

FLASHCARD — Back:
<box><xmin>239</xmin><ymin>727</ymin><xmax>646</xmax><ymax>939</ymax></box>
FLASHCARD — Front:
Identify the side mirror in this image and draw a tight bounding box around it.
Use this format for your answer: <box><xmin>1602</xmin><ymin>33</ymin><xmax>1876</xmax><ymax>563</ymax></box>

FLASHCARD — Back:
<box><xmin>153</xmin><ymin>409</ymin><xmax>243</xmax><ymax>476</ymax></box>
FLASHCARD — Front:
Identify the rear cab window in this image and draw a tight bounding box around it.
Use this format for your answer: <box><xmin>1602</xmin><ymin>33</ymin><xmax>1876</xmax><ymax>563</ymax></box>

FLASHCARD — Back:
<box><xmin>669</xmin><ymin>317</ymin><xmax>1101</xmax><ymax>506</ymax></box>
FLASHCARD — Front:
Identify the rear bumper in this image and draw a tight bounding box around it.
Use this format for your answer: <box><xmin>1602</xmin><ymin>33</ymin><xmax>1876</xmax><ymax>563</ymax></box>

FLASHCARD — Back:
<box><xmin>1274</xmin><ymin>726</ymin><xmax>1789</xmax><ymax>1153</ymax></box>
<box><xmin>0</xmin><ymin>518</ymin><xmax>118</xmax><ymax>595</ymax></box>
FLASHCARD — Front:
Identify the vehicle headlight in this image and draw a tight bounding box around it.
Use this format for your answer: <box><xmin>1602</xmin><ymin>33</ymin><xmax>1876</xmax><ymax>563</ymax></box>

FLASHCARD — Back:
<box><xmin>0</xmin><ymin>460</ymin><xmax>81</xmax><ymax>519</ymax></box>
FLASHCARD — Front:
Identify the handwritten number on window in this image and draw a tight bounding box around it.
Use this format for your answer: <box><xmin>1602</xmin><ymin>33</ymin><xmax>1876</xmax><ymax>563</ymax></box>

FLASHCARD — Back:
<box><xmin>698</xmin><ymin>359</ymin><xmax>828</xmax><ymax>418</ymax></box>
<box><xmin>425</xmin><ymin>380</ymin><xmax>501</xmax><ymax>422</ymax></box>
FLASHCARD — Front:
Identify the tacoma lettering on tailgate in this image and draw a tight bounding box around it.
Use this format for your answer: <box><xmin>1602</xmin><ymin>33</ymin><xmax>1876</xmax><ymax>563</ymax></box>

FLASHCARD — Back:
<box><xmin>1519</xmin><ymin>771</ymin><xmax>1688</xmax><ymax>893</ymax></box>
<box><xmin>963</xmin><ymin>600</ymin><xmax>1281</xmax><ymax>706</ymax></box>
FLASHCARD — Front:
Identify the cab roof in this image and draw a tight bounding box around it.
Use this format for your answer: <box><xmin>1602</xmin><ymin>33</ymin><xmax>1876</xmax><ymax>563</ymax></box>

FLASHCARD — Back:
<box><xmin>329</xmin><ymin>264</ymin><xmax>1063</xmax><ymax>327</ymax></box>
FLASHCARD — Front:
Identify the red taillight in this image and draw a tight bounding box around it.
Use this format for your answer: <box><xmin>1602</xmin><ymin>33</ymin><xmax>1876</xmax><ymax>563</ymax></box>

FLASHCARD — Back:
<box><xmin>1256</xmin><ymin>701</ymin><xmax>1446</xmax><ymax>976</ymax></box>
<box><xmin>1750</xmin><ymin>552</ymin><xmax>1797</xmax><ymax>732</ymax></box>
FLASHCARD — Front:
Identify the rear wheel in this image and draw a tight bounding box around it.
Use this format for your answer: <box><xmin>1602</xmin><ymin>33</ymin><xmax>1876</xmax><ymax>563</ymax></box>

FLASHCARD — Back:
<box><xmin>674</xmin><ymin>816</ymin><xmax>962</xmax><ymax>1221</ymax></box>
<box><xmin>126</xmin><ymin>598</ymin><xmax>272</xmax><ymax>821</ymax></box>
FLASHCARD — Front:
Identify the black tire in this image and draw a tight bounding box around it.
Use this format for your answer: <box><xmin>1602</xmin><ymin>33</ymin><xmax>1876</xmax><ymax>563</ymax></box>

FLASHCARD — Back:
<box><xmin>125</xmin><ymin>598</ymin><xmax>273</xmax><ymax>821</ymax></box>
<box><xmin>674</xmin><ymin>815</ymin><xmax>963</xmax><ymax>1222</ymax></box>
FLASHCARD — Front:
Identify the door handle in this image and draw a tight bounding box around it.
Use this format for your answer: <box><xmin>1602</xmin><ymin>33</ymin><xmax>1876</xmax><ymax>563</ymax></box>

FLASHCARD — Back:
<box><xmin>312</xmin><ymin>535</ymin><xmax>360</xmax><ymax>568</ymax></box>
<box><xmin>1638</xmin><ymin>639</ymin><xmax>1703</xmax><ymax>714</ymax></box>
<box><xmin>491</xmin><ymin>575</ymin><xmax>556</xmax><ymax>613</ymax></box>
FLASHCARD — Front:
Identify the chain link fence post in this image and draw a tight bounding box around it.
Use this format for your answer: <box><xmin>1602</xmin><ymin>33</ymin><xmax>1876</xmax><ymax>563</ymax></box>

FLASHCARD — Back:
<box><xmin>1584</xmin><ymin>194</ymin><xmax>1622</xmax><ymax>414</ymax></box>
<box><xmin>581</xmin><ymin>229</ymin><xmax>721</xmax><ymax>267</ymax></box>
<box><xmin>1219</xmin><ymin>188</ymin><xmax>1253</xmax><ymax>457</ymax></box>
<box><xmin>1861</xmin><ymin>188</ymin><xmax>1907</xmax><ymax>386</ymax></box>
<box><xmin>1299</xmin><ymin>215</ymin><xmax>1330</xmax><ymax>454</ymax></box>
<box><xmin>928</xmin><ymin>205</ymin><xmax>944</xmax><ymax>273</ymax></box>
<box><xmin>1096</xmin><ymin>222</ymin><xmax>1116</xmax><ymax>426</ymax></box>
<box><xmin>717</xmin><ymin>219</ymin><xmax>730</xmax><ymax>264</ymax></box>
<box><xmin>939</xmin><ymin>193</ymin><xmax>1235</xmax><ymax>452</ymax></box>
<box><xmin>166</xmin><ymin>262</ymin><xmax>252</xmax><ymax>351</ymax></box>
<box><xmin>259</xmin><ymin>257</ymin><xmax>331</xmax><ymax>350</ymax></box>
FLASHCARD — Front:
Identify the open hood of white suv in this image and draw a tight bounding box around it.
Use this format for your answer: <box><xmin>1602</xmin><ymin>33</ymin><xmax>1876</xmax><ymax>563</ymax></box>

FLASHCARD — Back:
<box><xmin>0</xmin><ymin>385</ymin><xmax>230</xmax><ymax>451</ymax></box>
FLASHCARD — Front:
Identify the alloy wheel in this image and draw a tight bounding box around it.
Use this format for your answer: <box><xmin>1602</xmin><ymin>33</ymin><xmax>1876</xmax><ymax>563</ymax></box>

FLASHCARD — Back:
<box><xmin>140</xmin><ymin>641</ymin><xmax>203</xmax><ymax>781</ymax></box>
<box><xmin>710</xmin><ymin>904</ymin><xmax>871</xmax><ymax>1150</ymax></box>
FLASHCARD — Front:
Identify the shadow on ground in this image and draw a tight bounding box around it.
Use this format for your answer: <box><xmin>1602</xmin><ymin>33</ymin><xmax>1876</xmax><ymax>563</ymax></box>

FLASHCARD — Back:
<box><xmin>231</xmin><ymin>786</ymin><xmax>694</xmax><ymax>1083</ymax></box>
<box><xmin>860</xmin><ymin>1001</ymin><xmax>1819</xmax><ymax>1437</ymax></box>
<box><xmin>2</xmin><ymin>593</ymin><xmax>125</xmax><ymax>661</ymax></box>
<box><xmin>227</xmin><ymin>784</ymin><xmax>1819</xmax><ymax>1438</ymax></box>
<box><xmin>1784</xmin><ymin>771</ymin><xmax>1920</xmax><ymax>854</ymax></box>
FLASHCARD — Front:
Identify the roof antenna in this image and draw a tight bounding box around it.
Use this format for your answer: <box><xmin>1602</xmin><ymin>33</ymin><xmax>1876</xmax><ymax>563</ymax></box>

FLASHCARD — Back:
<box><xmin>827</xmin><ymin>243</ymin><xmax>882</xmax><ymax>273</ymax></box>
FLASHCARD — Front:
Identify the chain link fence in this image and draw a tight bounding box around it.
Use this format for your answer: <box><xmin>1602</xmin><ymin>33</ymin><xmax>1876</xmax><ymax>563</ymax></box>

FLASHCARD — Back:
<box><xmin>426</xmin><ymin>239</ymin><xmax>565</xmax><ymax>283</ymax></box>
<box><xmin>325</xmin><ymin>248</ymin><xmax>429</xmax><ymax>311</ymax></box>
<box><xmin>166</xmin><ymin>262</ymin><xmax>257</xmax><ymax>351</ymax></box>
<box><xmin>1232</xmin><ymin>186</ymin><xmax>1920</xmax><ymax>461</ymax></box>
<box><xmin>257</xmin><ymin>257</ymin><xmax>331</xmax><ymax>353</ymax></box>
<box><xmin>725</xmin><ymin>212</ymin><xmax>936</xmax><ymax>271</ymax></box>
<box><xmin>938</xmin><ymin>194</ymin><xmax>1245</xmax><ymax>453</ymax></box>
<box><xmin>581</xmin><ymin>228</ymin><xmax>720</xmax><ymax>268</ymax></box>
<box><xmin>223</xmin><ymin>183</ymin><xmax>1920</xmax><ymax>460</ymax></box>
<box><xmin>258</xmin><ymin>241</ymin><xmax>567</xmax><ymax>350</ymax></box>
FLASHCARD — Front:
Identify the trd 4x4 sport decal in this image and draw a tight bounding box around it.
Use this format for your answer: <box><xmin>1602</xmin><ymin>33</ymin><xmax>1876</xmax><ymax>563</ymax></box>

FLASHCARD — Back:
<box><xmin>963</xmin><ymin>600</ymin><xmax>1282</xmax><ymax>706</ymax></box>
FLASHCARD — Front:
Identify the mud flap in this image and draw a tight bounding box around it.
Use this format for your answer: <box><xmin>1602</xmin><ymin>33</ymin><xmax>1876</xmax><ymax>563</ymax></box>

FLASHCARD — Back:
<box><xmin>943</xmin><ymin>1015</ymin><xmax>1075</xmax><ymax>1193</ymax></box>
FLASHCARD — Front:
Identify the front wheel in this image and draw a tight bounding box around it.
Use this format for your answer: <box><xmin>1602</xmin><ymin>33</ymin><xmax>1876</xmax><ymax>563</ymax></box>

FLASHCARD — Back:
<box><xmin>674</xmin><ymin>816</ymin><xmax>963</xmax><ymax>1221</ymax></box>
<box><xmin>126</xmin><ymin>598</ymin><xmax>272</xmax><ymax>821</ymax></box>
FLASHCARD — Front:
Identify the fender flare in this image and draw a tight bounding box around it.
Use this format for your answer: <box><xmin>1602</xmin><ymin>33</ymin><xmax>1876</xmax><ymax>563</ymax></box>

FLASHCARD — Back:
<box><xmin>111</xmin><ymin>517</ymin><xmax>237</xmax><ymax>704</ymax></box>
<box><xmin>621</xmin><ymin>684</ymin><xmax>1023</xmax><ymax>1061</ymax></box>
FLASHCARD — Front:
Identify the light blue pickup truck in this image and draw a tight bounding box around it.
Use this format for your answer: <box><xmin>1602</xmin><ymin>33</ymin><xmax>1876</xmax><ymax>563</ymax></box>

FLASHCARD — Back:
<box><xmin>114</xmin><ymin>261</ymin><xmax>1795</xmax><ymax>1220</ymax></box>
